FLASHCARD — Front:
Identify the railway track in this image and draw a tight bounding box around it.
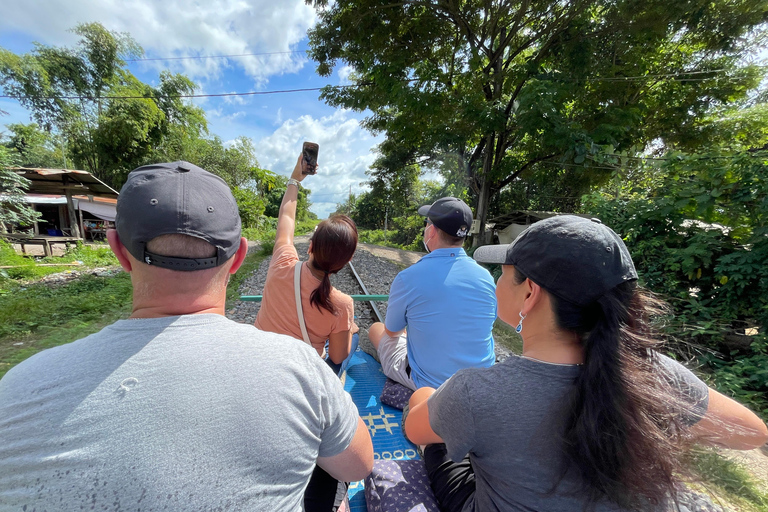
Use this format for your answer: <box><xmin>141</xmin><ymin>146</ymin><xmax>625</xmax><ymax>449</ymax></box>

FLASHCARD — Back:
<box><xmin>342</xmin><ymin>261</ymin><xmax>385</xmax><ymax>328</ymax></box>
<box><xmin>237</xmin><ymin>240</ymin><xmax>403</xmax><ymax>333</ymax></box>
<box><xmin>240</xmin><ymin>261</ymin><xmax>387</xmax><ymax>331</ymax></box>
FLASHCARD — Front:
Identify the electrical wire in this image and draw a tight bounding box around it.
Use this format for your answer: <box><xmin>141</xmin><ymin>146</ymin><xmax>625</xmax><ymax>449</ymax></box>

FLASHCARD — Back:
<box><xmin>0</xmin><ymin>85</ymin><xmax>359</xmax><ymax>101</ymax></box>
<box><xmin>125</xmin><ymin>50</ymin><xmax>305</xmax><ymax>62</ymax></box>
<box><xmin>0</xmin><ymin>65</ymin><xmax>762</xmax><ymax>101</ymax></box>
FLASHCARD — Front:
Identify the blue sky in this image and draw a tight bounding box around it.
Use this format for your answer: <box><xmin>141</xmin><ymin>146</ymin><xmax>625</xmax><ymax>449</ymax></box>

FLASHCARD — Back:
<box><xmin>0</xmin><ymin>0</ymin><xmax>383</xmax><ymax>218</ymax></box>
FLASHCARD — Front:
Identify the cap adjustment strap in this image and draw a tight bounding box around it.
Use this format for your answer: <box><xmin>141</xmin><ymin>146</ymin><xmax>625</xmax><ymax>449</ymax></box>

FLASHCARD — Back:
<box><xmin>143</xmin><ymin>251</ymin><xmax>219</xmax><ymax>271</ymax></box>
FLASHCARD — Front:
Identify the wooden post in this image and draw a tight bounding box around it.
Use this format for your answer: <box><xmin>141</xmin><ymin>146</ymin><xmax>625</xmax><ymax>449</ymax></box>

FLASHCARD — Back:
<box><xmin>63</xmin><ymin>176</ymin><xmax>81</xmax><ymax>239</ymax></box>
<box><xmin>78</xmin><ymin>207</ymin><xmax>85</xmax><ymax>242</ymax></box>
<box><xmin>31</xmin><ymin>204</ymin><xmax>39</xmax><ymax>235</ymax></box>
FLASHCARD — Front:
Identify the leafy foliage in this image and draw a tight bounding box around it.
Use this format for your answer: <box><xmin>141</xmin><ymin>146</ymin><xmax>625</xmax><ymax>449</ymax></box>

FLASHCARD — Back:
<box><xmin>584</xmin><ymin>149</ymin><xmax>768</xmax><ymax>417</ymax></box>
<box><xmin>263</xmin><ymin>173</ymin><xmax>314</xmax><ymax>222</ymax></box>
<box><xmin>308</xmin><ymin>0</ymin><xmax>768</xmax><ymax>244</ymax></box>
<box><xmin>0</xmin><ymin>23</ymin><xmax>207</xmax><ymax>188</ymax></box>
<box><xmin>2</xmin><ymin>123</ymin><xmax>67</xmax><ymax>168</ymax></box>
<box><xmin>0</xmin><ymin>146</ymin><xmax>41</xmax><ymax>229</ymax></box>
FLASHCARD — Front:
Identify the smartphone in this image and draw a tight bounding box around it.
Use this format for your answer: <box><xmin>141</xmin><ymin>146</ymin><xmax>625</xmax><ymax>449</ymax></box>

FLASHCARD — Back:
<box><xmin>302</xmin><ymin>142</ymin><xmax>319</xmax><ymax>175</ymax></box>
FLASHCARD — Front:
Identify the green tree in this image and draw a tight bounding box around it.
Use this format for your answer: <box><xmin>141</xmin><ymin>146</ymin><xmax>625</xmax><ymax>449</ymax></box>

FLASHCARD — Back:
<box><xmin>0</xmin><ymin>23</ymin><xmax>206</xmax><ymax>187</ymax></box>
<box><xmin>263</xmin><ymin>174</ymin><xmax>313</xmax><ymax>221</ymax></box>
<box><xmin>584</xmin><ymin>149</ymin><xmax>768</xmax><ymax>416</ymax></box>
<box><xmin>308</xmin><ymin>0</ymin><xmax>767</xmax><ymax>245</ymax></box>
<box><xmin>2</xmin><ymin>123</ymin><xmax>66</xmax><ymax>168</ymax></box>
<box><xmin>0</xmin><ymin>146</ymin><xmax>41</xmax><ymax>231</ymax></box>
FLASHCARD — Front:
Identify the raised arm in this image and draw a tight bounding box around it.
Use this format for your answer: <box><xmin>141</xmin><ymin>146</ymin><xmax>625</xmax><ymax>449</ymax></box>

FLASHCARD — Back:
<box><xmin>275</xmin><ymin>154</ymin><xmax>310</xmax><ymax>249</ymax></box>
<box><xmin>691</xmin><ymin>387</ymin><xmax>768</xmax><ymax>450</ymax></box>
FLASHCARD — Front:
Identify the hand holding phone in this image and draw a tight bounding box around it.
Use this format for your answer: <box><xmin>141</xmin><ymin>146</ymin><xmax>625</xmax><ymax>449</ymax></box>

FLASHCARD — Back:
<box><xmin>302</xmin><ymin>142</ymin><xmax>319</xmax><ymax>175</ymax></box>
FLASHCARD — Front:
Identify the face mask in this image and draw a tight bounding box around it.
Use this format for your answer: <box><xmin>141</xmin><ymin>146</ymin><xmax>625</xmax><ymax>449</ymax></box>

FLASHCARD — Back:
<box><xmin>423</xmin><ymin>224</ymin><xmax>432</xmax><ymax>253</ymax></box>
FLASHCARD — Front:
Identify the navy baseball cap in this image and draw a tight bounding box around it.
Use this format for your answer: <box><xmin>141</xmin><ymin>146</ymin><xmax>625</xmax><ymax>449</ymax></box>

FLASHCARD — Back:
<box><xmin>473</xmin><ymin>215</ymin><xmax>638</xmax><ymax>306</ymax></box>
<box><xmin>418</xmin><ymin>197</ymin><xmax>473</xmax><ymax>238</ymax></box>
<box><xmin>115</xmin><ymin>161</ymin><xmax>242</xmax><ymax>271</ymax></box>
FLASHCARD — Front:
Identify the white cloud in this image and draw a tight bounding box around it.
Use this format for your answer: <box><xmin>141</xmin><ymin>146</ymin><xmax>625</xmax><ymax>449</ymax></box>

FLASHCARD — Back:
<box><xmin>223</xmin><ymin>94</ymin><xmax>249</xmax><ymax>106</ymax></box>
<box><xmin>0</xmin><ymin>0</ymin><xmax>316</xmax><ymax>84</ymax></box>
<box><xmin>337</xmin><ymin>65</ymin><xmax>354</xmax><ymax>85</ymax></box>
<box><xmin>256</xmin><ymin>110</ymin><xmax>383</xmax><ymax>218</ymax></box>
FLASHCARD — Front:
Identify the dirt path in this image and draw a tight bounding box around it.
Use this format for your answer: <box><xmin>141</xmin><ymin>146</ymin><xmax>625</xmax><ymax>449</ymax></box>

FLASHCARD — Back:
<box><xmin>356</xmin><ymin>242</ymin><xmax>424</xmax><ymax>267</ymax></box>
<box><xmin>721</xmin><ymin>445</ymin><xmax>768</xmax><ymax>484</ymax></box>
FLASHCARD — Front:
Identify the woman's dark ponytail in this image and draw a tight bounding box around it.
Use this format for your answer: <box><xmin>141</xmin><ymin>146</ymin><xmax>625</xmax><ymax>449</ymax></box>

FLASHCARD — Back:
<box><xmin>309</xmin><ymin>215</ymin><xmax>358</xmax><ymax>314</ymax></box>
<box><xmin>513</xmin><ymin>268</ymin><xmax>692</xmax><ymax>508</ymax></box>
<box><xmin>562</xmin><ymin>288</ymin><xmax>634</xmax><ymax>505</ymax></box>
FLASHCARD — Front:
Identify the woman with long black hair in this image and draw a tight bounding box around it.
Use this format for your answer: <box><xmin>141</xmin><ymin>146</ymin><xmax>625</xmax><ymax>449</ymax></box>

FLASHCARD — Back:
<box><xmin>404</xmin><ymin>215</ymin><xmax>767</xmax><ymax>511</ymax></box>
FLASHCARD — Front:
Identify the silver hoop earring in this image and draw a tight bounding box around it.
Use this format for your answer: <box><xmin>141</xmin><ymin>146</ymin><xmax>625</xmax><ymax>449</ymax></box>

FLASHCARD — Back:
<box><xmin>515</xmin><ymin>312</ymin><xmax>526</xmax><ymax>334</ymax></box>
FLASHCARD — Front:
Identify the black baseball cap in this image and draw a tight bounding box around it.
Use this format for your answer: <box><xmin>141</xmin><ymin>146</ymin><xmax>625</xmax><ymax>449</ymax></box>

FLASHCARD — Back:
<box><xmin>473</xmin><ymin>215</ymin><xmax>637</xmax><ymax>306</ymax></box>
<box><xmin>115</xmin><ymin>161</ymin><xmax>242</xmax><ymax>271</ymax></box>
<box><xmin>418</xmin><ymin>197</ymin><xmax>473</xmax><ymax>238</ymax></box>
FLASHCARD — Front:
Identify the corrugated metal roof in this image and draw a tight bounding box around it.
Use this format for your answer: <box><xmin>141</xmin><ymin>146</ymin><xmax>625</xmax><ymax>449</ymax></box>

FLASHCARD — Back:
<box><xmin>9</xmin><ymin>168</ymin><xmax>119</xmax><ymax>198</ymax></box>
<box><xmin>488</xmin><ymin>210</ymin><xmax>594</xmax><ymax>231</ymax></box>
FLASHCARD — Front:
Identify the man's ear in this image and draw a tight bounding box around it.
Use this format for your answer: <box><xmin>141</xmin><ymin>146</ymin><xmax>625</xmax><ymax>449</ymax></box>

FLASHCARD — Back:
<box><xmin>228</xmin><ymin>237</ymin><xmax>249</xmax><ymax>275</ymax></box>
<box><xmin>106</xmin><ymin>229</ymin><xmax>133</xmax><ymax>272</ymax></box>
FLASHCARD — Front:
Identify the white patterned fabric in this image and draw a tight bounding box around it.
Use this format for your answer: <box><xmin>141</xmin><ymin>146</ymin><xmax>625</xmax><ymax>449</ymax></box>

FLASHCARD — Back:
<box><xmin>365</xmin><ymin>459</ymin><xmax>440</xmax><ymax>512</ymax></box>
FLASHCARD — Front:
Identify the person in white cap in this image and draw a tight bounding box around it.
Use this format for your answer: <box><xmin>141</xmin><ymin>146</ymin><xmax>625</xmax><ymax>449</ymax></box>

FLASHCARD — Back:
<box><xmin>368</xmin><ymin>197</ymin><xmax>497</xmax><ymax>390</ymax></box>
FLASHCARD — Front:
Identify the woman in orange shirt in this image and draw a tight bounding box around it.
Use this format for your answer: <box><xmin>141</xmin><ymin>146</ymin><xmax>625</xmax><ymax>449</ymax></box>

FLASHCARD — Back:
<box><xmin>255</xmin><ymin>153</ymin><xmax>359</xmax><ymax>375</ymax></box>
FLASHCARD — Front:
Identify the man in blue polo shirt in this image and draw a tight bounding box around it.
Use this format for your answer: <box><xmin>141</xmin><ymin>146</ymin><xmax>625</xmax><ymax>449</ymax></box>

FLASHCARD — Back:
<box><xmin>368</xmin><ymin>197</ymin><xmax>497</xmax><ymax>390</ymax></box>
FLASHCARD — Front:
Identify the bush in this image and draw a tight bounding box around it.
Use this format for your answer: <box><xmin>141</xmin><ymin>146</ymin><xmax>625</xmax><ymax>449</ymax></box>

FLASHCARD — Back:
<box><xmin>358</xmin><ymin>229</ymin><xmax>400</xmax><ymax>248</ymax></box>
<box><xmin>583</xmin><ymin>150</ymin><xmax>768</xmax><ymax>418</ymax></box>
<box><xmin>232</xmin><ymin>187</ymin><xmax>266</xmax><ymax>228</ymax></box>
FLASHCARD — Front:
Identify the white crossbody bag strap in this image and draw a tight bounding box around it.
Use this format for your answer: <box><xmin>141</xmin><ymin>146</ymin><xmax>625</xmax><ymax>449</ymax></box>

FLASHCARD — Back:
<box><xmin>294</xmin><ymin>261</ymin><xmax>312</xmax><ymax>346</ymax></box>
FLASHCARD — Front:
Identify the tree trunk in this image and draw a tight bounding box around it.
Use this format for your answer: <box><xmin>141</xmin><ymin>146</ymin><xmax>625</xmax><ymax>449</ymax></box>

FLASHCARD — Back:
<box><xmin>472</xmin><ymin>133</ymin><xmax>495</xmax><ymax>248</ymax></box>
<box><xmin>471</xmin><ymin>27</ymin><xmax>506</xmax><ymax>248</ymax></box>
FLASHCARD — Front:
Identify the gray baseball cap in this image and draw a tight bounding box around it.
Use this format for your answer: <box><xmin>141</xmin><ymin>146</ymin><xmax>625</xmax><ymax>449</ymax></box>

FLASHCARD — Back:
<box><xmin>418</xmin><ymin>197</ymin><xmax>473</xmax><ymax>238</ymax></box>
<box><xmin>115</xmin><ymin>161</ymin><xmax>241</xmax><ymax>271</ymax></box>
<box><xmin>473</xmin><ymin>215</ymin><xmax>637</xmax><ymax>306</ymax></box>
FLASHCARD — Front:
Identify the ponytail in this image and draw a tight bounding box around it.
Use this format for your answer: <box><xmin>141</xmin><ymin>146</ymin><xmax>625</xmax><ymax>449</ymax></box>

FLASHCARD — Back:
<box><xmin>513</xmin><ymin>268</ymin><xmax>692</xmax><ymax>508</ymax></box>
<box><xmin>310</xmin><ymin>270</ymin><xmax>336</xmax><ymax>315</ymax></box>
<box><xmin>309</xmin><ymin>215</ymin><xmax>358</xmax><ymax>314</ymax></box>
<box><xmin>562</xmin><ymin>289</ymin><xmax>635</xmax><ymax>505</ymax></box>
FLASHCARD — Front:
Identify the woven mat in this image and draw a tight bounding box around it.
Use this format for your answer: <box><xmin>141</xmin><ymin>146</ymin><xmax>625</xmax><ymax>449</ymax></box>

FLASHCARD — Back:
<box><xmin>342</xmin><ymin>349</ymin><xmax>419</xmax><ymax>511</ymax></box>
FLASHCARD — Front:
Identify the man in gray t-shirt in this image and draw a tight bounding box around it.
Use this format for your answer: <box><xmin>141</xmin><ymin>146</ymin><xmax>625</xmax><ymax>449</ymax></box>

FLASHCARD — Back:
<box><xmin>0</xmin><ymin>162</ymin><xmax>373</xmax><ymax>511</ymax></box>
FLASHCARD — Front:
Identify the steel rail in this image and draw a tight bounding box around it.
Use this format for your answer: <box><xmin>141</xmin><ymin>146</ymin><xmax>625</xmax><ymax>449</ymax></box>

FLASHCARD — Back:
<box><xmin>346</xmin><ymin>261</ymin><xmax>386</xmax><ymax>324</ymax></box>
<box><xmin>239</xmin><ymin>294</ymin><xmax>388</xmax><ymax>302</ymax></box>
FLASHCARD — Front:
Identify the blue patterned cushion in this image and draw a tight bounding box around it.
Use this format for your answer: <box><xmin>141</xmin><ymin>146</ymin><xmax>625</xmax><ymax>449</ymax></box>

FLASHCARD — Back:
<box><xmin>380</xmin><ymin>378</ymin><xmax>414</xmax><ymax>410</ymax></box>
<box><xmin>365</xmin><ymin>459</ymin><xmax>440</xmax><ymax>512</ymax></box>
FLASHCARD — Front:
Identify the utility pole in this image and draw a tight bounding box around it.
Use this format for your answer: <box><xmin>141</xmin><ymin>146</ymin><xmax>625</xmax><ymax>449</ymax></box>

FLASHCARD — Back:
<box><xmin>384</xmin><ymin>205</ymin><xmax>388</xmax><ymax>240</ymax></box>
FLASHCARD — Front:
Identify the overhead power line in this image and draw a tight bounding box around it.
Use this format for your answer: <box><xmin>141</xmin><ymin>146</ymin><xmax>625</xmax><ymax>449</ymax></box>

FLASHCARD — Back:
<box><xmin>126</xmin><ymin>50</ymin><xmax>305</xmax><ymax>62</ymax></box>
<box><xmin>0</xmin><ymin>66</ymin><xmax>763</xmax><ymax>101</ymax></box>
<box><xmin>0</xmin><ymin>85</ymin><xmax>358</xmax><ymax>101</ymax></box>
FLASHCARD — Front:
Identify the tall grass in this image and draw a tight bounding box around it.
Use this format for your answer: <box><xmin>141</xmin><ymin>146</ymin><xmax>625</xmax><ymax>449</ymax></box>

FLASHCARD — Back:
<box><xmin>687</xmin><ymin>447</ymin><xmax>768</xmax><ymax>511</ymax></box>
<box><xmin>0</xmin><ymin>273</ymin><xmax>133</xmax><ymax>378</ymax></box>
<box><xmin>0</xmin><ymin>240</ymin><xmax>118</xmax><ymax>280</ymax></box>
